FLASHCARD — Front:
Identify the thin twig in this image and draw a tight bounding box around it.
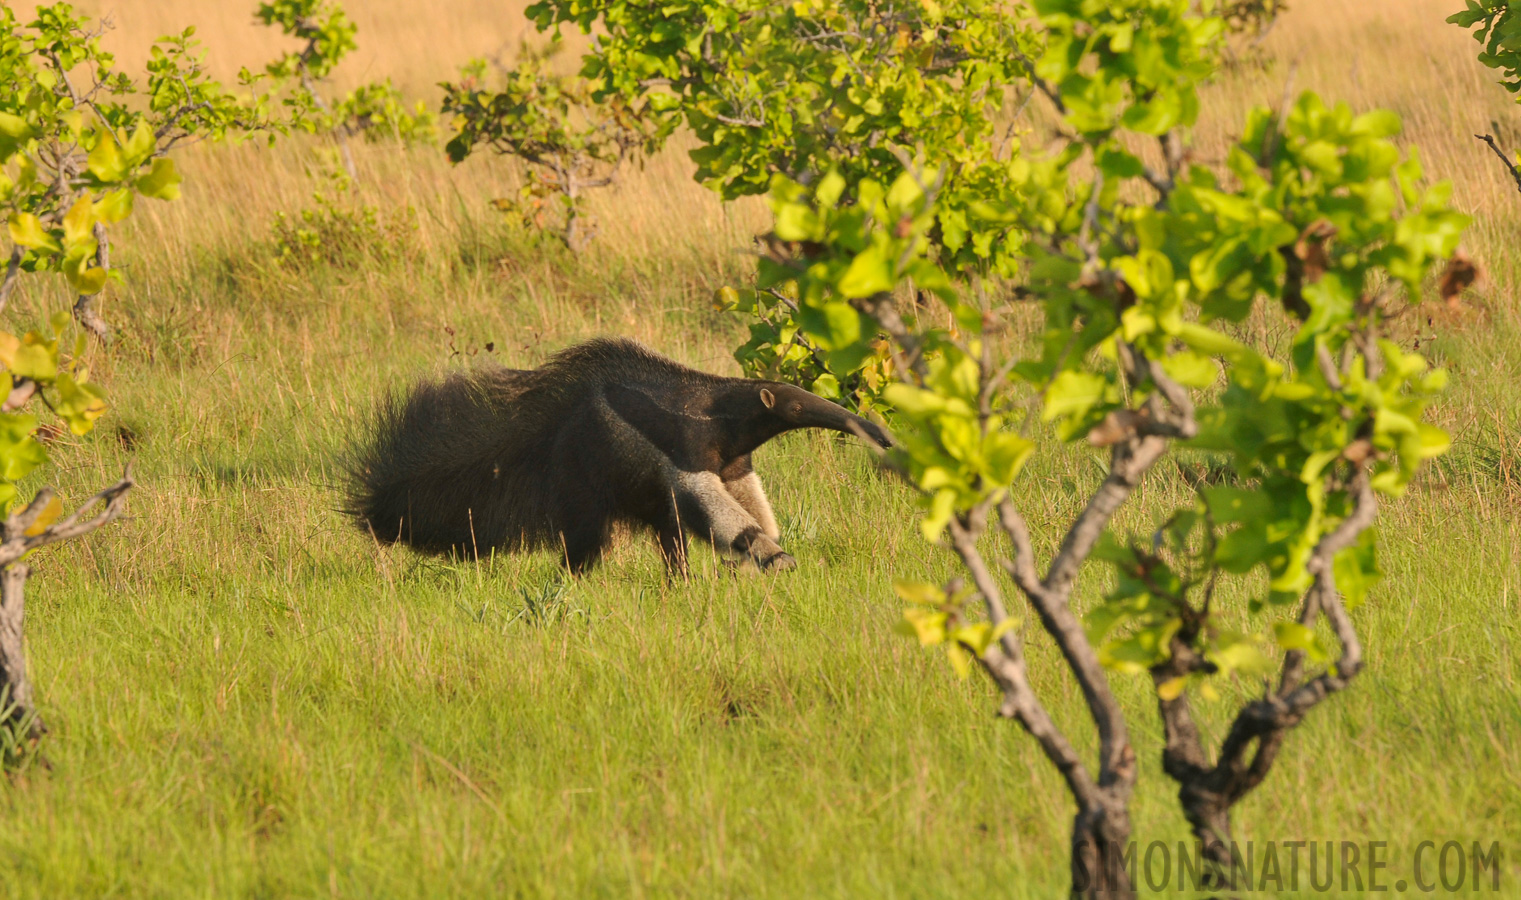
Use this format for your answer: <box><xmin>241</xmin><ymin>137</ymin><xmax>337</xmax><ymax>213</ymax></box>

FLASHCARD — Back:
<box><xmin>1475</xmin><ymin>134</ymin><xmax>1521</xmax><ymax>196</ymax></box>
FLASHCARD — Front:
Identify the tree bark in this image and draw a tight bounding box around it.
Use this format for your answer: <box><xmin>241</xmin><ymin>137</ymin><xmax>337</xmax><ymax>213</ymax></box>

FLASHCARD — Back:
<box><xmin>0</xmin><ymin>563</ymin><xmax>41</xmax><ymax>739</ymax></box>
<box><xmin>1176</xmin><ymin>778</ymin><xmax>1237</xmax><ymax>887</ymax></box>
<box><xmin>73</xmin><ymin>223</ymin><xmax>112</xmax><ymax>342</ymax></box>
<box><xmin>1070</xmin><ymin>793</ymin><xmax>1137</xmax><ymax>899</ymax></box>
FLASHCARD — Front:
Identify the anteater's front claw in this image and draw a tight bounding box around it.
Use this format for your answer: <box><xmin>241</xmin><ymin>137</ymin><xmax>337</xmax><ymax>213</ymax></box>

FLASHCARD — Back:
<box><xmin>760</xmin><ymin>551</ymin><xmax>798</xmax><ymax>572</ymax></box>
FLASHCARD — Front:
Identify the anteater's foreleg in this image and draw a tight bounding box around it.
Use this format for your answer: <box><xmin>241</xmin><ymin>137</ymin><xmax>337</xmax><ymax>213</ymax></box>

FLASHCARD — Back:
<box><xmin>721</xmin><ymin>471</ymin><xmax>780</xmax><ymax>541</ymax></box>
<box><xmin>671</xmin><ymin>471</ymin><xmax>796</xmax><ymax>572</ymax></box>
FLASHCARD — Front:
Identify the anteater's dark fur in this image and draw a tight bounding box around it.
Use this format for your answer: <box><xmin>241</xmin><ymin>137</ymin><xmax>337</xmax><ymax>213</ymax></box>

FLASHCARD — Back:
<box><xmin>346</xmin><ymin>338</ymin><xmax>890</xmax><ymax>573</ymax></box>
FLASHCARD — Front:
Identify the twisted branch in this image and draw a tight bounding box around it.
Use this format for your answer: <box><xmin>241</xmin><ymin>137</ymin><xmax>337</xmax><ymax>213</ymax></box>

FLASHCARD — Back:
<box><xmin>0</xmin><ymin>466</ymin><xmax>135</xmax><ymax>568</ymax></box>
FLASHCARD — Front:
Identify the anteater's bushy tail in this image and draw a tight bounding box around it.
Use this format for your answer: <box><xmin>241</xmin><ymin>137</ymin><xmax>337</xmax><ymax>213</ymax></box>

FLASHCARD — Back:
<box><xmin>345</xmin><ymin>366</ymin><xmax>561</xmax><ymax>556</ymax></box>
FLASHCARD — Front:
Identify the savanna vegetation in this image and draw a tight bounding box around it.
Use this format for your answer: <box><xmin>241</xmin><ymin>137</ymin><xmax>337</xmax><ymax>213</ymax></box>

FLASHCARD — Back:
<box><xmin>0</xmin><ymin>0</ymin><xmax>1516</xmax><ymax>897</ymax></box>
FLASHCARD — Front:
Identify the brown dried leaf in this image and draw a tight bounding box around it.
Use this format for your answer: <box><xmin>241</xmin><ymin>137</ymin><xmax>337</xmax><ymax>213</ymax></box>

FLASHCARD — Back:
<box><xmin>1087</xmin><ymin>409</ymin><xmax>1147</xmax><ymax>447</ymax></box>
<box><xmin>1293</xmin><ymin>219</ymin><xmax>1338</xmax><ymax>284</ymax></box>
<box><xmin>1343</xmin><ymin>438</ymin><xmax>1374</xmax><ymax>465</ymax></box>
<box><xmin>1437</xmin><ymin>252</ymin><xmax>1479</xmax><ymax>308</ymax></box>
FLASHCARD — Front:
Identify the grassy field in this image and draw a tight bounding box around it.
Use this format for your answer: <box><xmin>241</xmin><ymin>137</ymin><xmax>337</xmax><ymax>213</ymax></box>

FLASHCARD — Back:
<box><xmin>0</xmin><ymin>0</ymin><xmax>1517</xmax><ymax>896</ymax></box>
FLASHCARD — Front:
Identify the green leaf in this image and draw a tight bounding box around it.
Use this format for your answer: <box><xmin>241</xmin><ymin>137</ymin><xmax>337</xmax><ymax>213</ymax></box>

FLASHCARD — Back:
<box><xmin>0</xmin><ymin>331</ymin><xmax>58</xmax><ymax>381</ymax></box>
<box><xmin>815</xmin><ymin>170</ymin><xmax>846</xmax><ymax>208</ymax></box>
<box><xmin>0</xmin><ymin>113</ymin><xmax>30</xmax><ymax>140</ymax></box>
<box><xmin>1174</xmin><ymin>322</ymin><xmax>1253</xmax><ymax>361</ymax></box>
<box><xmin>53</xmin><ymin>372</ymin><xmax>107</xmax><ymax>436</ymax></box>
<box><xmin>1202</xmin><ymin>487</ymin><xmax>1273</xmax><ymax>524</ymax></box>
<box><xmin>1207</xmin><ymin>632</ymin><xmax>1272</xmax><ymax>676</ymax></box>
<box><xmin>800</xmin><ymin>301</ymin><xmax>863</xmax><ymax>349</ymax></box>
<box><xmin>88</xmin><ymin>133</ymin><xmax>128</xmax><ymax>182</ymax></box>
<box><xmin>1273</xmin><ymin>621</ymin><xmax>1330</xmax><ymax>663</ymax></box>
<box><xmin>809</xmin><ymin>372</ymin><xmax>841</xmax><ymax>399</ymax></box>
<box><xmin>896</xmin><ymin>607</ymin><xmax>948</xmax><ymax>645</ymax></box>
<box><xmin>892</xmin><ymin>580</ymin><xmax>944</xmax><ymax>606</ymax></box>
<box><xmin>1332</xmin><ymin>529</ymin><xmax>1381</xmax><ymax>609</ymax></box>
<box><xmin>0</xmin><ymin>111</ymin><xmax>35</xmax><ymax>160</ymax></box>
<box><xmin>1412</xmin><ymin>423</ymin><xmax>1450</xmax><ymax>459</ymax></box>
<box><xmin>1214</xmin><ymin>522</ymin><xmax>1271</xmax><ymax>573</ymax></box>
<box><xmin>836</xmin><ymin>245</ymin><xmax>895</xmax><ymax>298</ymax></box>
<box><xmin>882</xmin><ymin>384</ymin><xmax>946</xmax><ymax>417</ymax></box>
<box><xmin>946</xmin><ymin>642</ymin><xmax>973</xmax><ymax>678</ymax></box>
<box><xmin>65</xmin><ymin>262</ymin><xmax>108</xmax><ymax>295</ymax></box>
<box><xmin>0</xmin><ymin>412</ymin><xmax>46</xmax><ymax>482</ymax></box>
<box><xmin>136</xmin><ymin>157</ymin><xmax>182</xmax><ymax>200</ymax></box>
<box><xmin>1043</xmin><ymin>370</ymin><xmax>1112</xmax><ymax>422</ymax></box>
<box><xmin>94</xmin><ymin>189</ymin><xmax>135</xmax><ymax>224</ymax></box>
<box><xmin>8</xmin><ymin>214</ymin><xmax>61</xmax><ymax>253</ymax></box>
<box><xmin>772</xmin><ymin>202</ymin><xmax>819</xmax><ymax>241</ymax></box>
<box><xmin>1159</xmin><ymin>350</ymin><xmax>1218</xmax><ymax>388</ymax></box>
<box><xmin>123</xmin><ymin>122</ymin><xmax>156</xmax><ymax>167</ymax></box>
<box><xmin>983</xmin><ymin>431</ymin><xmax>1034</xmax><ymax>486</ymax></box>
<box><xmin>920</xmin><ymin>488</ymin><xmax>956</xmax><ymax>542</ymax></box>
<box><xmin>62</xmin><ymin>197</ymin><xmax>97</xmax><ymax>251</ymax></box>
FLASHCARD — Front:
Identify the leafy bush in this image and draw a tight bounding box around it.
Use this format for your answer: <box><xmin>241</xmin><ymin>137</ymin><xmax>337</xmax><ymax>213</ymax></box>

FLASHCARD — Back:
<box><xmin>1450</xmin><ymin>0</ymin><xmax>1521</xmax><ymax>194</ymax></box>
<box><xmin>270</xmin><ymin>170</ymin><xmax>419</xmax><ymax>269</ymax></box>
<box><xmin>256</xmin><ymin>0</ymin><xmax>435</xmax><ymax>177</ymax></box>
<box><xmin>503</xmin><ymin>0</ymin><xmax>1474</xmax><ymax>894</ymax></box>
<box><xmin>0</xmin><ymin>2</ymin><xmax>271</xmax><ymax>749</ymax></box>
<box><xmin>441</xmin><ymin>47</ymin><xmax>652</xmax><ymax>251</ymax></box>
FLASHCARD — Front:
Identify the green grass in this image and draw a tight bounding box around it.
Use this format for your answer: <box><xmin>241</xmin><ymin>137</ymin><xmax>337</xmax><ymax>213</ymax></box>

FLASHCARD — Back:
<box><xmin>0</xmin><ymin>133</ymin><xmax>1516</xmax><ymax>898</ymax></box>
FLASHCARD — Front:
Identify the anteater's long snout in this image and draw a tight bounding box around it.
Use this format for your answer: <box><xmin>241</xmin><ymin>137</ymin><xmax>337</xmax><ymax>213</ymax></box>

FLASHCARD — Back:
<box><xmin>785</xmin><ymin>386</ymin><xmax>894</xmax><ymax>449</ymax></box>
<box><xmin>849</xmin><ymin>415</ymin><xmax>893</xmax><ymax>449</ymax></box>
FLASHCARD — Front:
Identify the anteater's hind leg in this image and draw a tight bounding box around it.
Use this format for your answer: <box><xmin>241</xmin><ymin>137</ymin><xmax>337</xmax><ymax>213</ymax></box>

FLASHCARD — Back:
<box><xmin>551</xmin><ymin>484</ymin><xmax>610</xmax><ymax>573</ymax></box>
<box><xmin>550</xmin><ymin>415</ymin><xmax>616</xmax><ymax>574</ymax></box>
<box><xmin>672</xmin><ymin>470</ymin><xmax>795</xmax><ymax>572</ymax></box>
<box><xmin>558</xmin><ymin>517</ymin><xmax>608</xmax><ymax>574</ymax></box>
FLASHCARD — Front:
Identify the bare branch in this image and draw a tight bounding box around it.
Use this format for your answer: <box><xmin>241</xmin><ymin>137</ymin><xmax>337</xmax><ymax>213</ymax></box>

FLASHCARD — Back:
<box><xmin>1</xmin><ymin>379</ymin><xmax>36</xmax><ymax>413</ymax></box>
<box><xmin>73</xmin><ymin>223</ymin><xmax>111</xmax><ymax>342</ymax></box>
<box><xmin>1140</xmin><ymin>164</ymin><xmax>1174</xmax><ymax>200</ymax></box>
<box><xmin>1475</xmin><ymin>134</ymin><xmax>1521</xmax><ymax>197</ymax></box>
<box><xmin>0</xmin><ymin>246</ymin><xmax>23</xmax><ymax>314</ymax></box>
<box><xmin>713</xmin><ymin>112</ymin><xmax>765</xmax><ymax>128</ymax></box>
<box><xmin>0</xmin><ymin>562</ymin><xmax>40</xmax><ymax>736</ymax></box>
<box><xmin>990</xmin><ymin>497</ymin><xmax>1136</xmax><ymax>793</ymax></box>
<box><xmin>944</xmin><ymin>510</ymin><xmax>1101</xmax><ymax>808</ymax></box>
<box><xmin>1077</xmin><ymin>170</ymin><xmax>1105</xmax><ymax>264</ymax></box>
<box><xmin>1159</xmin><ymin>131</ymin><xmax>1185</xmax><ymax>181</ymax></box>
<box><xmin>995</xmin><ymin>497</ymin><xmax>1046</xmax><ymax>602</ymax></box>
<box><xmin>1014</xmin><ymin>52</ymin><xmax>1068</xmax><ymax>116</ymax></box>
<box><xmin>1314</xmin><ymin>341</ymin><xmax>1344</xmax><ymax>392</ymax></box>
<box><xmin>1044</xmin><ymin>434</ymin><xmax>1170</xmax><ymax>599</ymax></box>
<box><xmin>0</xmin><ymin>466</ymin><xmax>134</xmax><ymax>569</ymax></box>
<box><xmin>1210</xmin><ymin>465</ymin><xmax>1376</xmax><ymax>802</ymax></box>
<box><xmin>1143</xmin><ymin>356</ymin><xmax>1198</xmax><ymax>439</ymax></box>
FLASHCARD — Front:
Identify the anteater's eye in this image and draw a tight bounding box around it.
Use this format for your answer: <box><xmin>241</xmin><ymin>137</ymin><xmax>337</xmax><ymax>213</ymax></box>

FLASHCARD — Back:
<box><xmin>791</xmin><ymin>403</ymin><xmax>803</xmax><ymax>414</ymax></box>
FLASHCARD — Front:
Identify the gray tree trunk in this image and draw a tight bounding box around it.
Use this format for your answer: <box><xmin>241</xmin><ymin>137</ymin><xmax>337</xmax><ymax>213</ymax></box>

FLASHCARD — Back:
<box><xmin>0</xmin><ymin>563</ymin><xmax>41</xmax><ymax>738</ymax></box>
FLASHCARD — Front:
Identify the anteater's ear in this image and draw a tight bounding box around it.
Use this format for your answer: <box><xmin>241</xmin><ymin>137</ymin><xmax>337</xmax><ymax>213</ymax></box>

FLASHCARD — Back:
<box><xmin>760</xmin><ymin>388</ymin><xmax>776</xmax><ymax>409</ymax></box>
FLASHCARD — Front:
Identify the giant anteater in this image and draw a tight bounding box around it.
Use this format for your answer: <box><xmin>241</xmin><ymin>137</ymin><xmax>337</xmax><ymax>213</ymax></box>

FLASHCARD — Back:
<box><xmin>346</xmin><ymin>338</ymin><xmax>892</xmax><ymax>574</ymax></box>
